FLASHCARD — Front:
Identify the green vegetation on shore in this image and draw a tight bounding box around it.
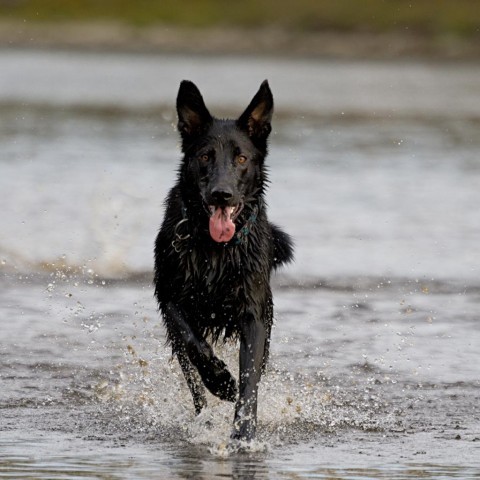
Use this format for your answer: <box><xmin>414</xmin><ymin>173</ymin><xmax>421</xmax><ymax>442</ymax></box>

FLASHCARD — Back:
<box><xmin>0</xmin><ymin>0</ymin><xmax>479</xmax><ymax>37</ymax></box>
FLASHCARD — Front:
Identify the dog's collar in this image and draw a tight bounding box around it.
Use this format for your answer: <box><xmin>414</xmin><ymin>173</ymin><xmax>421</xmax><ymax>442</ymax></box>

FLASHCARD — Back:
<box><xmin>171</xmin><ymin>204</ymin><xmax>190</xmax><ymax>252</ymax></box>
<box><xmin>234</xmin><ymin>203</ymin><xmax>259</xmax><ymax>245</ymax></box>
<box><xmin>172</xmin><ymin>201</ymin><xmax>260</xmax><ymax>251</ymax></box>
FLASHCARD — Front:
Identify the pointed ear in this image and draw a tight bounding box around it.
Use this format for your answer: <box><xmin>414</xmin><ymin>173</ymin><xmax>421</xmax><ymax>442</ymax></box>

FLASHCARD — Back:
<box><xmin>237</xmin><ymin>80</ymin><xmax>273</xmax><ymax>142</ymax></box>
<box><xmin>176</xmin><ymin>80</ymin><xmax>212</xmax><ymax>138</ymax></box>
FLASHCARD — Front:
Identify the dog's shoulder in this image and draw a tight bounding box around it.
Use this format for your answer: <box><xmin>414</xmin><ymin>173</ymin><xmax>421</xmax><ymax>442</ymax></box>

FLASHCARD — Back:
<box><xmin>269</xmin><ymin>223</ymin><xmax>294</xmax><ymax>269</ymax></box>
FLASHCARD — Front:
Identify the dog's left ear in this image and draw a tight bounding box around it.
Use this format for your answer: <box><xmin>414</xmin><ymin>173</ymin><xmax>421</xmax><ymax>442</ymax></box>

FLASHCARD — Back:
<box><xmin>237</xmin><ymin>80</ymin><xmax>273</xmax><ymax>143</ymax></box>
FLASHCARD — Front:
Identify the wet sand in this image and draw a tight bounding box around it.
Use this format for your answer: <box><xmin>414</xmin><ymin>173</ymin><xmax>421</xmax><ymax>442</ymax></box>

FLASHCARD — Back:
<box><xmin>1</xmin><ymin>20</ymin><xmax>480</xmax><ymax>60</ymax></box>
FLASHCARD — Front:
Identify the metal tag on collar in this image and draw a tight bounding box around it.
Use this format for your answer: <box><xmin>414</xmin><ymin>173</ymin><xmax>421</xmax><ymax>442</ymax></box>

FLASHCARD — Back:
<box><xmin>172</xmin><ymin>218</ymin><xmax>190</xmax><ymax>252</ymax></box>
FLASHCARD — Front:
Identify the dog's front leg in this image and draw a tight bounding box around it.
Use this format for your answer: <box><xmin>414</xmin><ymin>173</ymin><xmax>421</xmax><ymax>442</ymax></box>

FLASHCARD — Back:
<box><xmin>230</xmin><ymin>314</ymin><xmax>267</xmax><ymax>443</ymax></box>
<box><xmin>176</xmin><ymin>348</ymin><xmax>207</xmax><ymax>414</ymax></box>
<box><xmin>164</xmin><ymin>302</ymin><xmax>237</xmax><ymax>403</ymax></box>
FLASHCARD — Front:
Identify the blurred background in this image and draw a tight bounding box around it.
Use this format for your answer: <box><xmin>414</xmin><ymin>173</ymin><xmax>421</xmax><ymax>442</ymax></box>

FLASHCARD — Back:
<box><xmin>1</xmin><ymin>0</ymin><xmax>479</xmax><ymax>281</ymax></box>
<box><xmin>1</xmin><ymin>0</ymin><xmax>479</xmax><ymax>57</ymax></box>
<box><xmin>1</xmin><ymin>2</ymin><xmax>480</xmax><ymax>477</ymax></box>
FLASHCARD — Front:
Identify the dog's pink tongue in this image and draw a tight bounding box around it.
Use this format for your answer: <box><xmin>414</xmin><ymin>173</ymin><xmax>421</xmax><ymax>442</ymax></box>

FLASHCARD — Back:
<box><xmin>209</xmin><ymin>207</ymin><xmax>236</xmax><ymax>243</ymax></box>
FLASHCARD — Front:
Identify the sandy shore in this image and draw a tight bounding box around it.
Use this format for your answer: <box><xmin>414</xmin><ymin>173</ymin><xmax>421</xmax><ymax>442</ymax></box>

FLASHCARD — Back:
<box><xmin>1</xmin><ymin>20</ymin><xmax>479</xmax><ymax>59</ymax></box>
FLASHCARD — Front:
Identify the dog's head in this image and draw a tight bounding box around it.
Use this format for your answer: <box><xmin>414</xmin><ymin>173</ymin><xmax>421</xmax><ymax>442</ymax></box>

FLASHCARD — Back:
<box><xmin>176</xmin><ymin>80</ymin><xmax>273</xmax><ymax>243</ymax></box>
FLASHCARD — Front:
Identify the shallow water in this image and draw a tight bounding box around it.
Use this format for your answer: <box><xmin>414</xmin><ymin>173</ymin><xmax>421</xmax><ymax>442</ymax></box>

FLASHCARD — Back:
<box><xmin>1</xmin><ymin>50</ymin><xmax>480</xmax><ymax>478</ymax></box>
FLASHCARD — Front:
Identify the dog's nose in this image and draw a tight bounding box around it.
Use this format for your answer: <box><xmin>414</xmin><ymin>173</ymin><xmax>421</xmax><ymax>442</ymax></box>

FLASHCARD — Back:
<box><xmin>211</xmin><ymin>187</ymin><xmax>234</xmax><ymax>204</ymax></box>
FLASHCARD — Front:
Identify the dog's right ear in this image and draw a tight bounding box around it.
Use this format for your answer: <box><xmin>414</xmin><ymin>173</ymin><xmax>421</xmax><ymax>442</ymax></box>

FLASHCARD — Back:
<box><xmin>176</xmin><ymin>80</ymin><xmax>212</xmax><ymax>139</ymax></box>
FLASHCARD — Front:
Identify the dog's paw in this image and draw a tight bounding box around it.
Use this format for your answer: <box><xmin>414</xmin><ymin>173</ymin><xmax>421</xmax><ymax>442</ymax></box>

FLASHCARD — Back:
<box><xmin>200</xmin><ymin>357</ymin><xmax>238</xmax><ymax>402</ymax></box>
<box><xmin>216</xmin><ymin>370</ymin><xmax>238</xmax><ymax>402</ymax></box>
<box><xmin>228</xmin><ymin>431</ymin><xmax>266</xmax><ymax>453</ymax></box>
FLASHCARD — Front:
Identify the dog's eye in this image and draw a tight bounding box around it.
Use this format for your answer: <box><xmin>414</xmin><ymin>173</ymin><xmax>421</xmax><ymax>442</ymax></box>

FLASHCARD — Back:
<box><xmin>199</xmin><ymin>154</ymin><xmax>209</xmax><ymax>163</ymax></box>
<box><xmin>237</xmin><ymin>155</ymin><xmax>248</xmax><ymax>165</ymax></box>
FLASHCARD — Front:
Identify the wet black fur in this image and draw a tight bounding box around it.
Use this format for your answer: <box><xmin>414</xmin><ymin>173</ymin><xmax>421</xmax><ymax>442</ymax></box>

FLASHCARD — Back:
<box><xmin>154</xmin><ymin>80</ymin><xmax>293</xmax><ymax>442</ymax></box>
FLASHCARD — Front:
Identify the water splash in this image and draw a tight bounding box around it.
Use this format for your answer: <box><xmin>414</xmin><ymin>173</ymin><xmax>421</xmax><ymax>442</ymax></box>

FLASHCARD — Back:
<box><xmin>83</xmin><ymin>337</ymin><xmax>400</xmax><ymax>454</ymax></box>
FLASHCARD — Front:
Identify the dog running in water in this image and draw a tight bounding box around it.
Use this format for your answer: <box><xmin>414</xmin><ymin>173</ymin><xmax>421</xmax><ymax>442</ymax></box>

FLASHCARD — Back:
<box><xmin>154</xmin><ymin>80</ymin><xmax>293</xmax><ymax>443</ymax></box>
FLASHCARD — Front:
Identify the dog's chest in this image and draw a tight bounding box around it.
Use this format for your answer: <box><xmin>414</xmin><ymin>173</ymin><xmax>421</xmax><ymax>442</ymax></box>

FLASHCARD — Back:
<box><xmin>181</xmin><ymin>245</ymin><xmax>241</xmax><ymax>291</ymax></box>
<box><xmin>178</xmin><ymin>243</ymin><xmax>267</xmax><ymax>314</ymax></box>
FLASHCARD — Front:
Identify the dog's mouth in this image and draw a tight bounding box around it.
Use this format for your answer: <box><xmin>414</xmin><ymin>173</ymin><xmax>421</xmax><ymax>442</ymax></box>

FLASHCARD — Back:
<box><xmin>208</xmin><ymin>203</ymin><xmax>243</xmax><ymax>243</ymax></box>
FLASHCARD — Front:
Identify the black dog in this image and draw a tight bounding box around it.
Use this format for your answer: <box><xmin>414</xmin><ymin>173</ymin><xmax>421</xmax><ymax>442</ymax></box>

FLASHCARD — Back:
<box><xmin>154</xmin><ymin>80</ymin><xmax>293</xmax><ymax>443</ymax></box>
